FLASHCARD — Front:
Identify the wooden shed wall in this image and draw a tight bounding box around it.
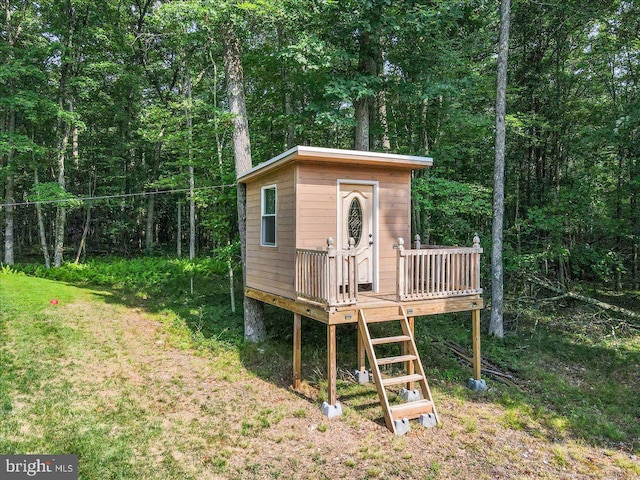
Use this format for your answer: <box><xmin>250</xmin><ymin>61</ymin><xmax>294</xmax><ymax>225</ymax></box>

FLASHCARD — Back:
<box><xmin>245</xmin><ymin>164</ymin><xmax>296</xmax><ymax>299</ymax></box>
<box><xmin>295</xmin><ymin>162</ymin><xmax>412</xmax><ymax>293</ymax></box>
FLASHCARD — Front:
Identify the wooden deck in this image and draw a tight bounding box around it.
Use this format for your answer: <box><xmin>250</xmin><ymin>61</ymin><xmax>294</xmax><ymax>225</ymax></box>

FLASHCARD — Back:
<box><xmin>245</xmin><ymin>287</ymin><xmax>483</xmax><ymax>325</ymax></box>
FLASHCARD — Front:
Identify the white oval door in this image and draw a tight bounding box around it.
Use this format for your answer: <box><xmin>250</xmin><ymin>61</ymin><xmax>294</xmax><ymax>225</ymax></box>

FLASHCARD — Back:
<box><xmin>340</xmin><ymin>183</ymin><xmax>375</xmax><ymax>289</ymax></box>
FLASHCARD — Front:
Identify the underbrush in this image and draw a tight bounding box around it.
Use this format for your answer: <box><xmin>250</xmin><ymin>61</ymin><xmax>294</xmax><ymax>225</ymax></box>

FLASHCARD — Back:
<box><xmin>13</xmin><ymin>256</ymin><xmax>226</xmax><ymax>295</ymax></box>
<box><xmin>8</xmin><ymin>257</ymin><xmax>245</xmax><ymax>347</ymax></box>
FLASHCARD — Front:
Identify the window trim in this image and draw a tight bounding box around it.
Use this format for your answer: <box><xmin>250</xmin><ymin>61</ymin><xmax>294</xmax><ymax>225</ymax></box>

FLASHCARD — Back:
<box><xmin>260</xmin><ymin>184</ymin><xmax>277</xmax><ymax>247</ymax></box>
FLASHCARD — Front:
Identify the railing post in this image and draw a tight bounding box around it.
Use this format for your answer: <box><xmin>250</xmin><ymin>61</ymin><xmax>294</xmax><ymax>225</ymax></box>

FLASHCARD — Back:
<box><xmin>396</xmin><ymin>237</ymin><xmax>405</xmax><ymax>302</ymax></box>
<box><xmin>327</xmin><ymin>237</ymin><xmax>337</xmax><ymax>306</ymax></box>
<box><xmin>472</xmin><ymin>233</ymin><xmax>482</xmax><ymax>292</ymax></box>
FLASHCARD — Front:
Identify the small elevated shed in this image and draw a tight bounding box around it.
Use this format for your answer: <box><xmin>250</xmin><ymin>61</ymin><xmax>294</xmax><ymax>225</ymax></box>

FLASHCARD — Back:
<box><xmin>238</xmin><ymin>146</ymin><xmax>484</xmax><ymax>434</ymax></box>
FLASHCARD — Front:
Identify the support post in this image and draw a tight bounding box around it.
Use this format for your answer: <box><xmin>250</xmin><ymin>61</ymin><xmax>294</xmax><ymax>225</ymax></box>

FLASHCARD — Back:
<box><xmin>354</xmin><ymin>320</ymin><xmax>370</xmax><ymax>384</ymax></box>
<box><xmin>327</xmin><ymin>324</ymin><xmax>337</xmax><ymax>405</ymax></box>
<box><xmin>472</xmin><ymin>308</ymin><xmax>481</xmax><ymax>380</ymax></box>
<box><xmin>468</xmin><ymin>308</ymin><xmax>487</xmax><ymax>391</ymax></box>
<box><xmin>405</xmin><ymin>316</ymin><xmax>415</xmax><ymax>390</ymax></box>
<box><xmin>293</xmin><ymin>313</ymin><xmax>301</xmax><ymax>390</ymax></box>
<box><xmin>357</xmin><ymin>327</ymin><xmax>366</xmax><ymax>372</ymax></box>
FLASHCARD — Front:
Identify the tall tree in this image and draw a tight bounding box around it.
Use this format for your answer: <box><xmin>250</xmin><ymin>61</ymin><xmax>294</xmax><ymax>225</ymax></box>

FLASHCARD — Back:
<box><xmin>490</xmin><ymin>0</ymin><xmax>511</xmax><ymax>338</ymax></box>
<box><xmin>2</xmin><ymin>0</ymin><xmax>18</xmax><ymax>265</ymax></box>
<box><xmin>222</xmin><ymin>14</ymin><xmax>265</xmax><ymax>342</ymax></box>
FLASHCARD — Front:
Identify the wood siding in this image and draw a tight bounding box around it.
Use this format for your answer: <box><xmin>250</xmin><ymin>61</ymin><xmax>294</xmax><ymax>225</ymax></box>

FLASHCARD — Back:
<box><xmin>295</xmin><ymin>162</ymin><xmax>411</xmax><ymax>293</ymax></box>
<box><xmin>245</xmin><ymin>164</ymin><xmax>296</xmax><ymax>299</ymax></box>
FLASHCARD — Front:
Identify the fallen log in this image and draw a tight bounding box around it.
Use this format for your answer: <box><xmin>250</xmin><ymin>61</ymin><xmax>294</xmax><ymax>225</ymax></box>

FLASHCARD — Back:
<box><xmin>527</xmin><ymin>275</ymin><xmax>640</xmax><ymax>320</ymax></box>
<box><xmin>431</xmin><ymin>338</ymin><xmax>521</xmax><ymax>389</ymax></box>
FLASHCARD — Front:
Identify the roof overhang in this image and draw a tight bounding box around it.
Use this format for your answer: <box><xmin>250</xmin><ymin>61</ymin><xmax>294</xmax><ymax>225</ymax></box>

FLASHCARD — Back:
<box><xmin>237</xmin><ymin>146</ymin><xmax>433</xmax><ymax>183</ymax></box>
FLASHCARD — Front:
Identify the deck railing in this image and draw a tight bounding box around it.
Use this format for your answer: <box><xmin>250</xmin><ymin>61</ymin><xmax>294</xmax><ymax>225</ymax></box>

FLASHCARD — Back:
<box><xmin>295</xmin><ymin>237</ymin><xmax>358</xmax><ymax>307</ymax></box>
<box><xmin>396</xmin><ymin>234</ymin><xmax>483</xmax><ymax>301</ymax></box>
<box><xmin>295</xmin><ymin>235</ymin><xmax>482</xmax><ymax>306</ymax></box>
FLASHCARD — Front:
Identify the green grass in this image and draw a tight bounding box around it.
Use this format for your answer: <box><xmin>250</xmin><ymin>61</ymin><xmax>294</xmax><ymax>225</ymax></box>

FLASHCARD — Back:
<box><xmin>0</xmin><ymin>274</ymin><xmax>146</xmax><ymax>477</ymax></box>
<box><xmin>0</xmin><ymin>269</ymin><xmax>244</xmax><ymax>479</ymax></box>
<box><xmin>2</xmin><ymin>259</ymin><xmax>639</xmax><ymax>478</ymax></box>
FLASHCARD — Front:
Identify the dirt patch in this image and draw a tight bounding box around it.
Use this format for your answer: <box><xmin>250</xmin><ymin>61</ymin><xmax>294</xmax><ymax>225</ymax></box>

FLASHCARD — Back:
<box><xmin>59</xmin><ymin>299</ymin><xmax>638</xmax><ymax>479</ymax></box>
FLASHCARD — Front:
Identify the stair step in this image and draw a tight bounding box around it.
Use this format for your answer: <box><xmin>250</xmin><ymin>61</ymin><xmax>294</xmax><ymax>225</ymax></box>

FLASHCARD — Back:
<box><xmin>359</xmin><ymin>312</ymin><xmax>404</xmax><ymax>323</ymax></box>
<box><xmin>376</xmin><ymin>354</ymin><xmax>417</xmax><ymax>366</ymax></box>
<box><xmin>381</xmin><ymin>374</ymin><xmax>424</xmax><ymax>387</ymax></box>
<box><xmin>370</xmin><ymin>335</ymin><xmax>411</xmax><ymax>345</ymax></box>
<box><xmin>389</xmin><ymin>399</ymin><xmax>434</xmax><ymax>420</ymax></box>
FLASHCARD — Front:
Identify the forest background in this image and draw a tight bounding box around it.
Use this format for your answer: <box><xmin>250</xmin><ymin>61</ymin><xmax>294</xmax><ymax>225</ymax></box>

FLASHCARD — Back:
<box><xmin>1</xmin><ymin>0</ymin><xmax>639</xmax><ymax>301</ymax></box>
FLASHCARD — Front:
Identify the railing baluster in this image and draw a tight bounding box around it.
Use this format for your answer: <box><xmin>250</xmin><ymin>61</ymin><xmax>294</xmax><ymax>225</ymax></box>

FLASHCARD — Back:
<box><xmin>419</xmin><ymin>251</ymin><xmax>425</xmax><ymax>296</ymax></box>
<box><xmin>411</xmin><ymin>252</ymin><xmax>416</xmax><ymax>298</ymax></box>
<box><xmin>429</xmin><ymin>251</ymin><xmax>433</xmax><ymax>295</ymax></box>
<box><xmin>453</xmin><ymin>252</ymin><xmax>458</xmax><ymax>293</ymax></box>
<box><xmin>449</xmin><ymin>252</ymin><xmax>453</xmax><ymax>293</ymax></box>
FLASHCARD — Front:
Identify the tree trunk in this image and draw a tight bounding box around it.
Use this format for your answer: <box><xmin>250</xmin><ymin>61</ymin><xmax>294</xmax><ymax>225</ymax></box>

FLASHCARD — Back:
<box><xmin>377</xmin><ymin>49</ymin><xmax>390</xmax><ymax>151</ymax></box>
<box><xmin>354</xmin><ymin>31</ymin><xmax>377</xmax><ymax>151</ymax></box>
<box><xmin>74</xmin><ymin>207</ymin><xmax>91</xmax><ymax>264</ymax></box>
<box><xmin>633</xmin><ymin>243</ymin><xmax>638</xmax><ymax>290</ymax></box>
<box><xmin>53</xmin><ymin>117</ymin><xmax>70</xmax><ymax>268</ymax></box>
<box><xmin>176</xmin><ymin>199</ymin><xmax>182</xmax><ymax>258</ymax></box>
<box><xmin>354</xmin><ymin>98</ymin><xmax>370</xmax><ymax>151</ymax></box>
<box><xmin>146</xmin><ymin>193</ymin><xmax>154</xmax><ymax>254</ymax></box>
<box><xmin>3</xmin><ymin>109</ymin><xmax>15</xmax><ymax>265</ymax></box>
<box><xmin>378</xmin><ymin>89</ymin><xmax>391</xmax><ymax>151</ymax></box>
<box><xmin>421</xmin><ymin>98</ymin><xmax>430</xmax><ymax>154</ymax></box>
<box><xmin>2</xmin><ymin>0</ymin><xmax>16</xmax><ymax>265</ymax></box>
<box><xmin>186</xmin><ymin>61</ymin><xmax>196</xmax><ymax>261</ymax></box>
<box><xmin>284</xmin><ymin>88</ymin><xmax>295</xmax><ymax>149</ymax></box>
<box><xmin>227</xmin><ymin>237</ymin><xmax>236</xmax><ymax>314</ymax></box>
<box><xmin>34</xmin><ymin>169</ymin><xmax>50</xmax><ymax>269</ymax></box>
<box><xmin>53</xmin><ymin>9</ymin><xmax>74</xmax><ymax>268</ymax></box>
<box><xmin>489</xmin><ymin>0</ymin><xmax>511</xmax><ymax>338</ymax></box>
<box><xmin>53</xmin><ymin>206</ymin><xmax>66</xmax><ymax>267</ymax></box>
<box><xmin>222</xmin><ymin>19</ymin><xmax>265</xmax><ymax>342</ymax></box>
<box><xmin>528</xmin><ymin>275</ymin><xmax>640</xmax><ymax>320</ymax></box>
<box><xmin>213</xmin><ymin>66</ymin><xmax>235</xmax><ymax>313</ymax></box>
<box><xmin>72</xmin><ymin>126</ymin><xmax>79</xmax><ymax>168</ymax></box>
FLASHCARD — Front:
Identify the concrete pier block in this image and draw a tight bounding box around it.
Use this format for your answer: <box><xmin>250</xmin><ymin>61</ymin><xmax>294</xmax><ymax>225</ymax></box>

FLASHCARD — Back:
<box><xmin>399</xmin><ymin>388</ymin><xmax>421</xmax><ymax>402</ymax></box>
<box><xmin>393</xmin><ymin>418</ymin><xmax>411</xmax><ymax>435</ymax></box>
<box><xmin>467</xmin><ymin>378</ymin><xmax>488</xmax><ymax>391</ymax></box>
<box><xmin>321</xmin><ymin>401</ymin><xmax>343</xmax><ymax>418</ymax></box>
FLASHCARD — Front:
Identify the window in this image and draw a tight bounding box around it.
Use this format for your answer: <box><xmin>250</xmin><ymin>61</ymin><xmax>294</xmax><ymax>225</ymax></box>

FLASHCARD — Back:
<box><xmin>347</xmin><ymin>198</ymin><xmax>363</xmax><ymax>246</ymax></box>
<box><xmin>261</xmin><ymin>185</ymin><xmax>277</xmax><ymax>246</ymax></box>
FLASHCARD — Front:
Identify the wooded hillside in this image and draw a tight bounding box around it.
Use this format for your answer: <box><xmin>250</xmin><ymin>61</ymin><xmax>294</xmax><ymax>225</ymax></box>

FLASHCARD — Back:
<box><xmin>1</xmin><ymin>0</ymin><xmax>638</xmax><ymax>291</ymax></box>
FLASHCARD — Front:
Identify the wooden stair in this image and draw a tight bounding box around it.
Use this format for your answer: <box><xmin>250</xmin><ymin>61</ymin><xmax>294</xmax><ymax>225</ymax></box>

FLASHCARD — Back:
<box><xmin>357</xmin><ymin>306</ymin><xmax>439</xmax><ymax>434</ymax></box>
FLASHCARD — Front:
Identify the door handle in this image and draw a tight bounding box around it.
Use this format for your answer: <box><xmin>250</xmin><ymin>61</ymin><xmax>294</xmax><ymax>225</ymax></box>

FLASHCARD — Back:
<box><xmin>369</xmin><ymin>234</ymin><xmax>373</xmax><ymax>246</ymax></box>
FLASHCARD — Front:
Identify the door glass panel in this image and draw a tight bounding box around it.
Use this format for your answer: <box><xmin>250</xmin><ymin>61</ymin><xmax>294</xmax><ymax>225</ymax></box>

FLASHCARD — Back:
<box><xmin>348</xmin><ymin>198</ymin><xmax>363</xmax><ymax>246</ymax></box>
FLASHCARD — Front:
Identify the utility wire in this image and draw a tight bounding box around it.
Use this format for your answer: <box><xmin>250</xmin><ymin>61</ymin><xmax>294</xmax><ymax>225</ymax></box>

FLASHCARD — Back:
<box><xmin>0</xmin><ymin>184</ymin><xmax>236</xmax><ymax>208</ymax></box>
